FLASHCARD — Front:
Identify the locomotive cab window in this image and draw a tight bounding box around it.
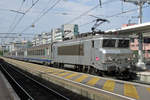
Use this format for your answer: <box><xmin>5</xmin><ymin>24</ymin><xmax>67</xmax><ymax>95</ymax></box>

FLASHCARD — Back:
<box><xmin>102</xmin><ymin>39</ymin><xmax>116</xmax><ymax>47</ymax></box>
<box><xmin>118</xmin><ymin>40</ymin><xmax>129</xmax><ymax>48</ymax></box>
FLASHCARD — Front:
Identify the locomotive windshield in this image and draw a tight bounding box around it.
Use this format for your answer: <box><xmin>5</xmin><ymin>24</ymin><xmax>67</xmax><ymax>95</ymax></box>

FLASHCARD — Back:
<box><xmin>102</xmin><ymin>39</ymin><xmax>129</xmax><ymax>48</ymax></box>
<box><xmin>103</xmin><ymin>39</ymin><xmax>116</xmax><ymax>47</ymax></box>
<box><xmin>118</xmin><ymin>40</ymin><xmax>129</xmax><ymax>48</ymax></box>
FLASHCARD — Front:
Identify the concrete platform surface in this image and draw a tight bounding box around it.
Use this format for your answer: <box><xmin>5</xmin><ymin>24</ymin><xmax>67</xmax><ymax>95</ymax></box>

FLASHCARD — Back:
<box><xmin>136</xmin><ymin>71</ymin><xmax>150</xmax><ymax>83</ymax></box>
<box><xmin>2</xmin><ymin>57</ymin><xmax>150</xmax><ymax>100</ymax></box>
<box><xmin>0</xmin><ymin>71</ymin><xmax>20</xmax><ymax>100</ymax></box>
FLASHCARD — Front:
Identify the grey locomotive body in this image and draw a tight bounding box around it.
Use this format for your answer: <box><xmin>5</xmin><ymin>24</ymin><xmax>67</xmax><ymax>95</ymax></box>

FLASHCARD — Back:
<box><xmin>53</xmin><ymin>34</ymin><xmax>132</xmax><ymax>73</ymax></box>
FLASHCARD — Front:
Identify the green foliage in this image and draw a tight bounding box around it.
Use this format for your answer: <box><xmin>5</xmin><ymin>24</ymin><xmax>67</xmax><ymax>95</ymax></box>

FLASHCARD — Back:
<box><xmin>0</xmin><ymin>50</ymin><xmax>8</xmax><ymax>56</ymax></box>
<box><xmin>0</xmin><ymin>50</ymin><xmax>3</xmax><ymax>56</ymax></box>
<box><xmin>133</xmin><ymin>50</ymin><xmax>138</xmax><ymax>56</ymax></box>
<box><xmin>132</xmin><ymin>50</ymin><xmax>138</xmax><ymax>62</ymax></box>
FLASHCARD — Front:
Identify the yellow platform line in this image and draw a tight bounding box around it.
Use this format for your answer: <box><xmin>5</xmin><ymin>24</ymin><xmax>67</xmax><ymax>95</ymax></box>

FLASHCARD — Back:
<box><xmin>124</xmin><ymin>83</ymin><xmax>139</xmax><ymax>99</ymax></box>
<box><xmin>65</xmin><ymin>73</ymin><xmax>79</xmax><ymax>79</ymax></box>
<box><xmin>36</xmin><ymin>67</ymin><xmax>45</xmax><ymax>71</ymax></box>
<box><xmin>40</xmin><ymin>68</ymin><xmax>51</xmax><ymax>72</ymax></box>
<box><xmin>52</xmin><ymin>71</ymin><xmax>65</xmax><ymax>75</ymax></box>
<box><xmin>74</xmin><ymin>74</ymin><xmax>89</xmax><ymax>83</ymax></box>
<box><xmin>57</xmin><ymin>72</ymin><xmax>70</xmax><ymax>77</ymax></box>
<box><xmin>103</xmin><ymin>80</ymin><xmax>115</xmax><ymax>92</ymax></box>
<box><xmin>44</xmin><ymin>68</ymin><xmax>53</xmax><ymax>72</ymax></box>
<box><xmin>46</xmin><ymin>69</ymin><xmax>57</xmax><ymax>73</ymax></box>
<box><xmin>44</xmin><ymin>68</ymin><xmax>61</xmax><ymax>73</ymax></box>
<box><xmin>86</xmin><ymin>77</ymin><xmax>100</xmax><ymax>86</ymax></box>
<box><xmin>147</xmin><ymin>88</ymin><xmax>150</xmax><ymax>93</ymax></box>
<box><xmin>41</xmin><ymin>68</ymin><xmax>52</xmax><ymax>72</ymax></box>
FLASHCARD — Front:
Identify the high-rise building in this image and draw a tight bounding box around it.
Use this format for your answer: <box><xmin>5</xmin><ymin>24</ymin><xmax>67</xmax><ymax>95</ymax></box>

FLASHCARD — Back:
<box><xmin>32</xmin><ymin>24</ymin><xmax>79</xmax><ymax>45</ymax></box>
<box><xmin>51</xmin><ymin>28</ymin><xmax>62</xmax><ymax>42</ymax></box>
<box><xmin>32</xmin><ymin>32</ymin><xmax>52</xmax><ymax>46</ymax></box>
<box><xmin>62</xmin><ymin>24</ymin><xmax>79</xmax><ymax>39</ymax></box>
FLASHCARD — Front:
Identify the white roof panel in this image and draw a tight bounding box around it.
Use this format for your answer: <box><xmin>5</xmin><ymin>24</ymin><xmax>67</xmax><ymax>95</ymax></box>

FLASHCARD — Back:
<box><xmin>105</xmin><ymin>22</ymin><xmax>150</xmax><ymax>34</ymax></box>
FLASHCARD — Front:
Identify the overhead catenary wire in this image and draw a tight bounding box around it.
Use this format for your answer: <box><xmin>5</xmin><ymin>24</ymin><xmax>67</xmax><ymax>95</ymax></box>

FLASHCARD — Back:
<box><xmin>21</xmin><ymin>0</ymin><xmax>61</xmax><ymax>33</ymax></box>
<box><xmin>32</xmin><ymin>0</ymin><xmax>60</xmax><ymax>24</ymax></box>
<box><xmin>9</xmin><ymin>0</ymin><xmax>40</xmax><ymax>32</ymax></box>
<box><xmin>64</xmin><ymin>0</ymin><xmax>119</xmax><ymax>25</ymax></box>
<box><xmin>0</xmin><ymin>8</ymin><xmax>14</xmax><ymax>11</ymax></box>
<box><xmin>0</xmin><ymin>33</ymin><xmax>35</xmax><ymax>35</ymax></box>
<box><xmin>3</xmin><ymin>0</ymin><xmax>54</xmax><ymax>43</ymax></box>
<box><xmin>8</xmin><ymin>0</ymin><xmax>25</xmax><ymax>32</ymax></box>
<box><xmin>79</xmin><ymin>5</ymin><xmax>150</xmax><ymax>27</ymax></box>
<box><xmin>3</xmin><ymin>0</ymin><xmax>26</xmax><ymax>44</ymax></box>
<box><xmin>12</xmin><ymin>0</ymin><xmax>118</xmax><ymax>34</ymax></box>
<box><xmin>3</xmin><ymin>0</ymin><xmax>40</xmax><ymax>44</ymax></box>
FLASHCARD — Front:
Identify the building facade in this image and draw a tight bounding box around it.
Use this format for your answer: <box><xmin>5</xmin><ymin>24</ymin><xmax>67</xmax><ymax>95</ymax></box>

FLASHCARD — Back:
<box><xmin>130</xmin><ymin>36</ymin><xmax>150</xmax><ymax>59</ymax></box>
<box><xmin>62</xmin><ymin>24</ymin><xmax>79</xmax><ymax>39</ymax></box>
<box><xmin>122</xmin><ymin>24</ymin><xmax>150</xmax><ymax>60</ymax></box>
<box><xmin>122</xmin><ymin>24</ymin><xmax>150</xmax><ymax>59</ymax></box>
<box><xmin>8</xmin><ymin>41</ymin><xmax>29</xmax><ymax>52</ymax></box>
<box><xmin>31</xmin><ymin>24</ymin><xmax>79</xmax><ymax>46</ymax></box>
<box><xmin>32</xmin><ymin>32</ymin><xmax>52</xmax><ymax>46</ymax></box>
<box><xmin>51</xmin><ymin>28</ymin><xmax>62</xmax><ymax>42</ymax></box>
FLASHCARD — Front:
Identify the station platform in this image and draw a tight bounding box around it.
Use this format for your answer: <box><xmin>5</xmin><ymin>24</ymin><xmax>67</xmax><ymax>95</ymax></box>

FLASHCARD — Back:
<box><xmin>2</xmin><ymin>57</ymin><xmax>150</xmax><ymax>100</ymax></box>
<box><xmin>0</xmin><ymin>71</ymin><xmax>19</xmax><ymax>100</ymax></box>
<box><xmin>136</xmin><ymin>71</ymin><xmax>150</xmax><ymax>83</ymax></box>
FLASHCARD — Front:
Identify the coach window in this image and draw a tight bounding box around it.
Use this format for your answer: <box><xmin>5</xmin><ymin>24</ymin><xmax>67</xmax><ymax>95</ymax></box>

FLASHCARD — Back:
<box><xmin>38</xmin><ymin>50</ymin><xmax>39</xmax><ymax>55</ymax></box>
<box><xmin>36</xmin><ymin>50</ymin><xmax>37</xmax><ymax>55</ymax></box>
<box><xmin>41</xmin><ymin>49</ymin><xmax>43</xmax><ymax>55</ymax></box>
<box><xmin>40</xmin><ymin>50</ymin><xmax>42</xmax><ymax>55</ymax></box>
<box><xmin>39</xmin><ymin>50</ymin><xmax>41</xmax><ymax>55</ymax></box>
<box><xmin>39</xmin><ymin>50</ymin><xmax>40</xmax><ymax>55</ymax></box>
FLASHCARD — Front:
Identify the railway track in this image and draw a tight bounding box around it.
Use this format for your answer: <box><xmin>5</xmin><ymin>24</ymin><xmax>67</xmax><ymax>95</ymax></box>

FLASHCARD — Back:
<box><xmin>12</xmin><ymin>58</ymin><xmax>149</xmax><ymax>85</ymax></box>
<box><xmin>2</xmin><ymin>57</ymin><xmax>150</xmax><ymax>100</ymax></box>
<box><xmin>0</xmin><ymin>59</ymin><xmax>70</xmax><ymax>100</ymax></box>
<box><xmin>5</xmin><ymin>57</ymin><xmax>150</xmax><ymax>86</ymax></box>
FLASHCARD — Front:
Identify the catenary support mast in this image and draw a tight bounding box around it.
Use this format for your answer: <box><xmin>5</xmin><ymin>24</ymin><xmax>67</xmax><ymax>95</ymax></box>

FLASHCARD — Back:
<box><xmin>136</xmin><ymin>1</ymin><xmax>146</xmax><ymax>70</ymax></box>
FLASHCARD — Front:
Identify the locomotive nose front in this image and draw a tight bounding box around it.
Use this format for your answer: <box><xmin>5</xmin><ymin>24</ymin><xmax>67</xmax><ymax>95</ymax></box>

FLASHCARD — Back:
<box><xmin>103</xmin><ymin>49</ymin><xmax>132</xmax><ymax>72</ymax></box>
<box><xmin>99</xmin><ymin>38</ymin><xmax>132</xmax><ymax>72</ymax></box>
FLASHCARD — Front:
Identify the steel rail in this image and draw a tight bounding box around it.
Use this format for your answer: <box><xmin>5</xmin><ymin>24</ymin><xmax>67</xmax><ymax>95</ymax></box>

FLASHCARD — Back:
<box><xmin>0</xmin><ymin>63</ymin><xmax>34</xmax><ymax>100</ymax></box>
<box><xmin>0</xmin><ymin>61</ymin><xmax>70</xmax><ymax>100</ymax></box>
<box><xmin>6</xmin><ymin>62</ymin><xmax>70</xmax><ymax>100</ymax></box>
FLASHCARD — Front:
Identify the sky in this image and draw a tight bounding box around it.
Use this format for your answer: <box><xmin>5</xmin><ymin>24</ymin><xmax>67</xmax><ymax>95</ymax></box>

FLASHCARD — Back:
<box><xmin>0</xmin><ymin>0</ymin><xmax>150</xmax><ymax>43</ymax></box>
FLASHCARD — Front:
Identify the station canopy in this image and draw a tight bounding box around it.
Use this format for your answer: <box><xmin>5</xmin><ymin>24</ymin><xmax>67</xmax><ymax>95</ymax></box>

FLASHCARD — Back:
<box><xmin>105</xmin><ymin>22</ymin><xmax>150</xmax><ymax>35</ymax></box>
